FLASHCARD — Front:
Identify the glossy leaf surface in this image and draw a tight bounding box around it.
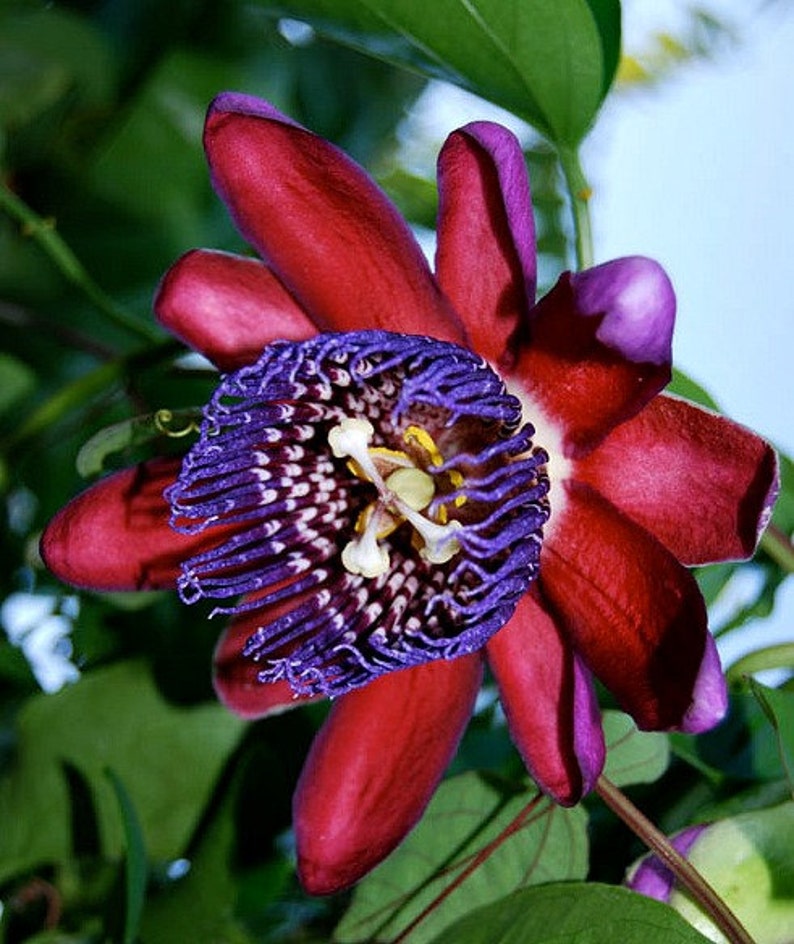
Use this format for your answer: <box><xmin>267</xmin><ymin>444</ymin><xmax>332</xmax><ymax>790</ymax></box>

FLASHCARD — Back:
<box><xmin>266</xmin><ymin>0</ymin><xmax>621</xmax><ymax>144</ymax></box>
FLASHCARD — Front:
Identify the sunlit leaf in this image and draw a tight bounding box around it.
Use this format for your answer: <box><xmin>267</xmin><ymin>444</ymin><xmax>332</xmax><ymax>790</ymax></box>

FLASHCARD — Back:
<box><xmin>335</xmin><ymin>772</ymin><xmax>587</xmax><ymax>943</ymax></box>
<box><xmin>0</xmin><ymin>660</ymin><xmax>244</xmax><ymax>883</ymax></box>
<box><xmin>264</xmin><ymin>0</ymin><xmax>620</xmax><ymax>144</ymax></box>
<box><xmin>428</xmin><ymin>883</ymin><xmax>713</xmax><ymax>943</ymax></box>
<box><xmin>603</xmin><ymin>710</ymin><xmax>670</xmax><ymax>787</ymax></box>
<box><xmin>727</xmin><ymin>644</ymin><xmax>794</xmax><ymax>684</ymax></box>
<box><xmin>667</xmin><ymin>368</ymin><xmax>720</xmax><ymax>411</ymax></box>
<box><xmin>669</xmin><ymin>803</ymin><xmax>794</xmax><ymax>943</ymax></box>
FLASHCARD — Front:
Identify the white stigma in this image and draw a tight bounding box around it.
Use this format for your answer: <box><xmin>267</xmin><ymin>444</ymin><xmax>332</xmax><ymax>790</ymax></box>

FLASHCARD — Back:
<box><xmin>328</xmin><ymin>417</ymin><xmax>463</xmax><ymax>576</ymax></box>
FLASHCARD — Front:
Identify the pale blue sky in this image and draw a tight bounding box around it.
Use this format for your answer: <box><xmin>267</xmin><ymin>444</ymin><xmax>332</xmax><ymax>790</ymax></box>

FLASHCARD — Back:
<box><xmin>591</xmin><ymin>0</ymin><xmax>794</xmax><ymax>458</ymax></box>
<box><xmin>407</xmin><ymin>0</ymin><xmax>793</xmax><ymax>674</ymax></box>
<box><xmin>588</xmin><ymin>0</ymin><xmax>794</xmax><ymax>670</ymax></box>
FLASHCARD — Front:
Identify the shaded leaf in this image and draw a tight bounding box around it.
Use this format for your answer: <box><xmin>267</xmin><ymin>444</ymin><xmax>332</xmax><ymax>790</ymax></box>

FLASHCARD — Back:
<box><xmin>428</xmin><ymin>883</ymin><xmax>713</xmax><ymax>943</ymax></box>
<box><xmin>677</xmin><ymin>689</ymin><xmax>790</xmax><ymax>785</ymax></box>
<box><xmin>583</xmin><ymin>0</ymin><xmax>621</xmax><ymax>97</ymax></box>
<box><xmin>603</xmin><ymin>710</ymin><xmax>670</xmax><ymax>787</ymax></box>
<box><xmin>747</xmin><ymin>681</ymin><xmax>794</xmax><ymax>795</ymax></box>
<box><xmin>265</xmin><ymin>0</ymin><xmax>619</xmax><ymax>144</ymax></box>
<box><xmin>0</xmin><ymin>352</ymin><xmax>36</xmax><ymax>417</ymax></box>
<box><xmin>0</xmin><ymin>7</ymin><xmax>116</xmax><ymax>127</ymax></box>
<box><xmin>106</xmin><ymin>769</ymin><xmax>148</xmax><ymax>944</ymax></box>
<box><xmin>75</xmin><ymin>409</ymin><xmax>201</xmax><ymax>478</ymax></box>
<box><xmin>335</xmin><ymin>772</ymin><xmax>587</xmax><ymax>943</ymax></box>
<box><xmin>140</xmin><ymin>769</ymin><xmax>259</xmax><ymax>944</ymax></box>
<box><xmin>0</xmin><ymin>660</ymin><xmax>244</xmax><ymax>883</ymax></box>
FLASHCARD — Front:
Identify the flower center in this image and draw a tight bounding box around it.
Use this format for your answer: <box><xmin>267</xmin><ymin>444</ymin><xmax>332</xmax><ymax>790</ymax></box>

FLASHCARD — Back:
<box><xmin>328</xmin><ymin>417</ymin><xmax>462</xmax><ymax>576</ymax></box>
<box><xmin>166</xmin><ymin>330</ymin><xmax>550</xmax><ymax>698</ymax></box>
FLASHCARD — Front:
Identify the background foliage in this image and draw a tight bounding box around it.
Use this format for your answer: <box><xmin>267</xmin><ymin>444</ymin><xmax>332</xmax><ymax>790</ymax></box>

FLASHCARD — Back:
<box><xmin>1</xmin><ymin>1</ymin><xmax>792</xmax><ymax>942</ymax></box>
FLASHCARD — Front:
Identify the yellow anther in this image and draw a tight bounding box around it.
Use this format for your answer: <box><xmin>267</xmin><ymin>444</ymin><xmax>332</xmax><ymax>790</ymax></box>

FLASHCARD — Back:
<box><xmin>404</xmin><ymin>425</ymin><xmax>444</xmax><ymax>467</ymax></box>
<box><xmin>328</xmin><ymin>417</ymin><xmax>465</xmax><ymax>578</ymax></box>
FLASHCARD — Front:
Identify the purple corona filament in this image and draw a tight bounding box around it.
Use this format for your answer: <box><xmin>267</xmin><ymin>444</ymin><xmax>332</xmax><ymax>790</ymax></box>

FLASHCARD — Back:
<box><xmin>166</xmin><ymin>331</ymin><xmax>550</xmax><ymax>698</ymax></box>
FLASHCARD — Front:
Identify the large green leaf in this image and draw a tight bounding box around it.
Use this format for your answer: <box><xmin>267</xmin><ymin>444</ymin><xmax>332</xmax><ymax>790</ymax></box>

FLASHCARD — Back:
<box><xmin>140</xmin><ymin>772</ymin><xmax>260</xmax><ymax>944</ymax></box>
<box><xmin>0</xmin><ymin>661</ymin><xmax>244</xmax><ymax>883</ymax></box>
<box><xmin>603</xmin><ymin>710</ymin><xmax>670</xmax><ymax>787</ymax></box>
<box><xmin>264</xmin><ymin>0</ymin><xmax>621</xmax><ymax>145</ymax></box>
<box><xmin>335</xmin><ymin>771</ymin><xmax>588</xmax><ymax>943</ymax></box>
<box><xmin>428</xmin><ymin>884</ymin><xmax>713</xmax><ymax>944</ymax></box>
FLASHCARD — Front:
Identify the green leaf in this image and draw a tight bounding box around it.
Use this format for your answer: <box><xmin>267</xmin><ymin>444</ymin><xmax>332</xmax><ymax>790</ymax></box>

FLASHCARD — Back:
<box><xmin>679</xmin><ymin>689</ymin><xmax>791</xmax><ymax>784</ymax></box>
<box><xmin>583</xmin><ymin>0</ymin><xmax>621</xmax><ymax>96</ymax></box>
<box><xmin>669</xmin><ymin>803</ymin><xmax>794</xmax><ymax>944</ymax></box>
<box><xmin>265</xmin><ymin>0</ymin><xmax>619</xmax><ymax>144</ymax></box>
<box><xmin>0</xmin><ymin>352</ymin><xmax>36</xmax><ymax>417</ymax></box>
<box><xmin>747</xmin><ymin>681</ymin><xmax>794</xmax><ymax>794</ymax></box>
<box><xmin>0</xmin><ymin>7</ymin><xmax>115</xmax><ymax>127</ymax></box>
<box><xmin>140</xmin><ymin>773</ymin><xmax>259</xmax><ymax>944</ymax></box>
<box><xmin>335</xmin><ymin>772</ymin><xmax>588</xmax><ymax>943</ymax></box>
<box><xmin>0</xmin><ymin>660</ymin><xmax>244</xmax><ymax>883</ymax></box>
<box><xmin>667</xmin><ymin>368</ymin><xmax>720</xmax><ymax>411</ymax></box>
<box><xmin>86</xmin><ymin>49</ymin><xmax>235</xmax><ymax>239</ymax></box>
<box><xmin>602</xmin><ymin>710</ymin><xmax>670</xmax><ymax>787</ymax></box>
<box><xmin>428</xmin><ymin>883</ymin><xmax>713</xmax><ymax>944</ymax></box>
<box><xmin>727</xmin><ymin>644</ymin><xmax>794</xmax><ymax>684</ymax></box>
<box><xmin>106</xmin><ymin>769</ymin><xmax>148</xmax><ymax>944</ymax></box>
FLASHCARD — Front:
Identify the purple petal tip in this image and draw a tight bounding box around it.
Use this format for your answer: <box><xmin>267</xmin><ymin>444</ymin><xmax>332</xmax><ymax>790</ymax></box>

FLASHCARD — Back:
<box><xmin>572</xmin><ymin>256</ymin><xmax>675</xmax><ymax>366</ymax></box>
<box><xmin>208</xmin><ymin>91</ymin><xmax>301</xmax><ymax>129</ymax></box>
<box><xmin>679</xmin><ymin>632</ymin><xmax>728</xmax><ymax>734</ymax></box>
<box><xmin>628</xmin><ymin>825</ymin><xmax>707</xmax><ymax>901</ymax></box>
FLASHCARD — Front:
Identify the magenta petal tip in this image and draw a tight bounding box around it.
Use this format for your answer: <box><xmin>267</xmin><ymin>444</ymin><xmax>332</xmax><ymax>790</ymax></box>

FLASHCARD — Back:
<box><xmin>628</xmin><ymin>824</ymin><xmax>707</xmax><ymax>901</ymax></box>
<box><xmin>208</xmin><ymin>91</ymin><xmax>299</xmax><ymax>128</ymax></box>
<box><xmin>679</xmin><ymin>632</ymin><xmax>728</xmax><ymax>734</ymax></box>
<box><xmin>572</xmin><ymin>256</ymin><xmax>675</xmax><ymax>366</ymax></box>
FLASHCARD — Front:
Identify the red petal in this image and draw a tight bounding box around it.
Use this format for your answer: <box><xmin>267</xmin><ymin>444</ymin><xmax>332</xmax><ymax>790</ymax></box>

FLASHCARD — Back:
<box><xmin>40</xmin><ymin>459</ymin><xmax>193</xmax><ymax>591</ymax></box>
<box><xmin>574</xmin><ymin>395</ymin><xmax>779</xmax><ymax>565</ymax></box>
<box><xmin>541</xmin><ymin>482</ymin><xmax>726</xmax><ymax>731</ymax></box>
<box><xmin>213</xmin><ymin>595</ymin><xmax>320</xmax><ymax>719</ymax></box>
<box><xmin>487</xmin><ymin>590</ymin><xmax>604</xmax><ymax>805</ymax></box>
<box><xmin>204</xmin><ymin>93</ymin><xmax>464</xmax><ymax>342</ymax></box>
<box><xmin>294</xmin><ymin>655</ymin><xmax>483</xmax><ymax>894</ymax></box>
<box><xmin>436</xmin><ymin>122</ymin><xmax>536</xmax><ymax>366</ymax></box>
<box><xmin>513</xmin><ymin>258</ymin><xmax>674</xmax><ymax>456</ymax></box>
<box><xmin>155</xmin><ymin>249</ymin><xmax>317</xmax><ymax>370</ymax></box>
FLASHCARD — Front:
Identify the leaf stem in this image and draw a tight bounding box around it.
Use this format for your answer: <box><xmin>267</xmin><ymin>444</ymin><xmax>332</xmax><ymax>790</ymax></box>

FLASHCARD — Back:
<box><xmin>0</xmin><ymin>182</ymin><xmax>161</xmax><ymax>343</ymax></box>
<box><xmin>557</xmin><ymin>144</ymin><xmax>594</xmax><ymax>270</ymax></box>
<box><xmin>595</xmin><ymin>775</ymin><xmax>756</xmax><ymax>944</ymax></box>
<box><xmin>760</xmin><ymin>523</ymin><xmax>794</xmax><ymax>574</ymax></box>
<box><xmin>726</xmin><ymin>642</ymin><xmax>794</xmax><ymax>683</ymax></box>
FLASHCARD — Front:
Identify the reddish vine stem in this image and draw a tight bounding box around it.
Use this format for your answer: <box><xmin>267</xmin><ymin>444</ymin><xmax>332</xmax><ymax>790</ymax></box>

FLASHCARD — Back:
<box><xmin>595</xmin><ymin>775</ymin><xmax>756</xmax><ymax>944</ymax></box>
<box><xmin>391</xmin><ymin>793</ymin><xmax>548</xmax><ymax>944</ymax></box>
